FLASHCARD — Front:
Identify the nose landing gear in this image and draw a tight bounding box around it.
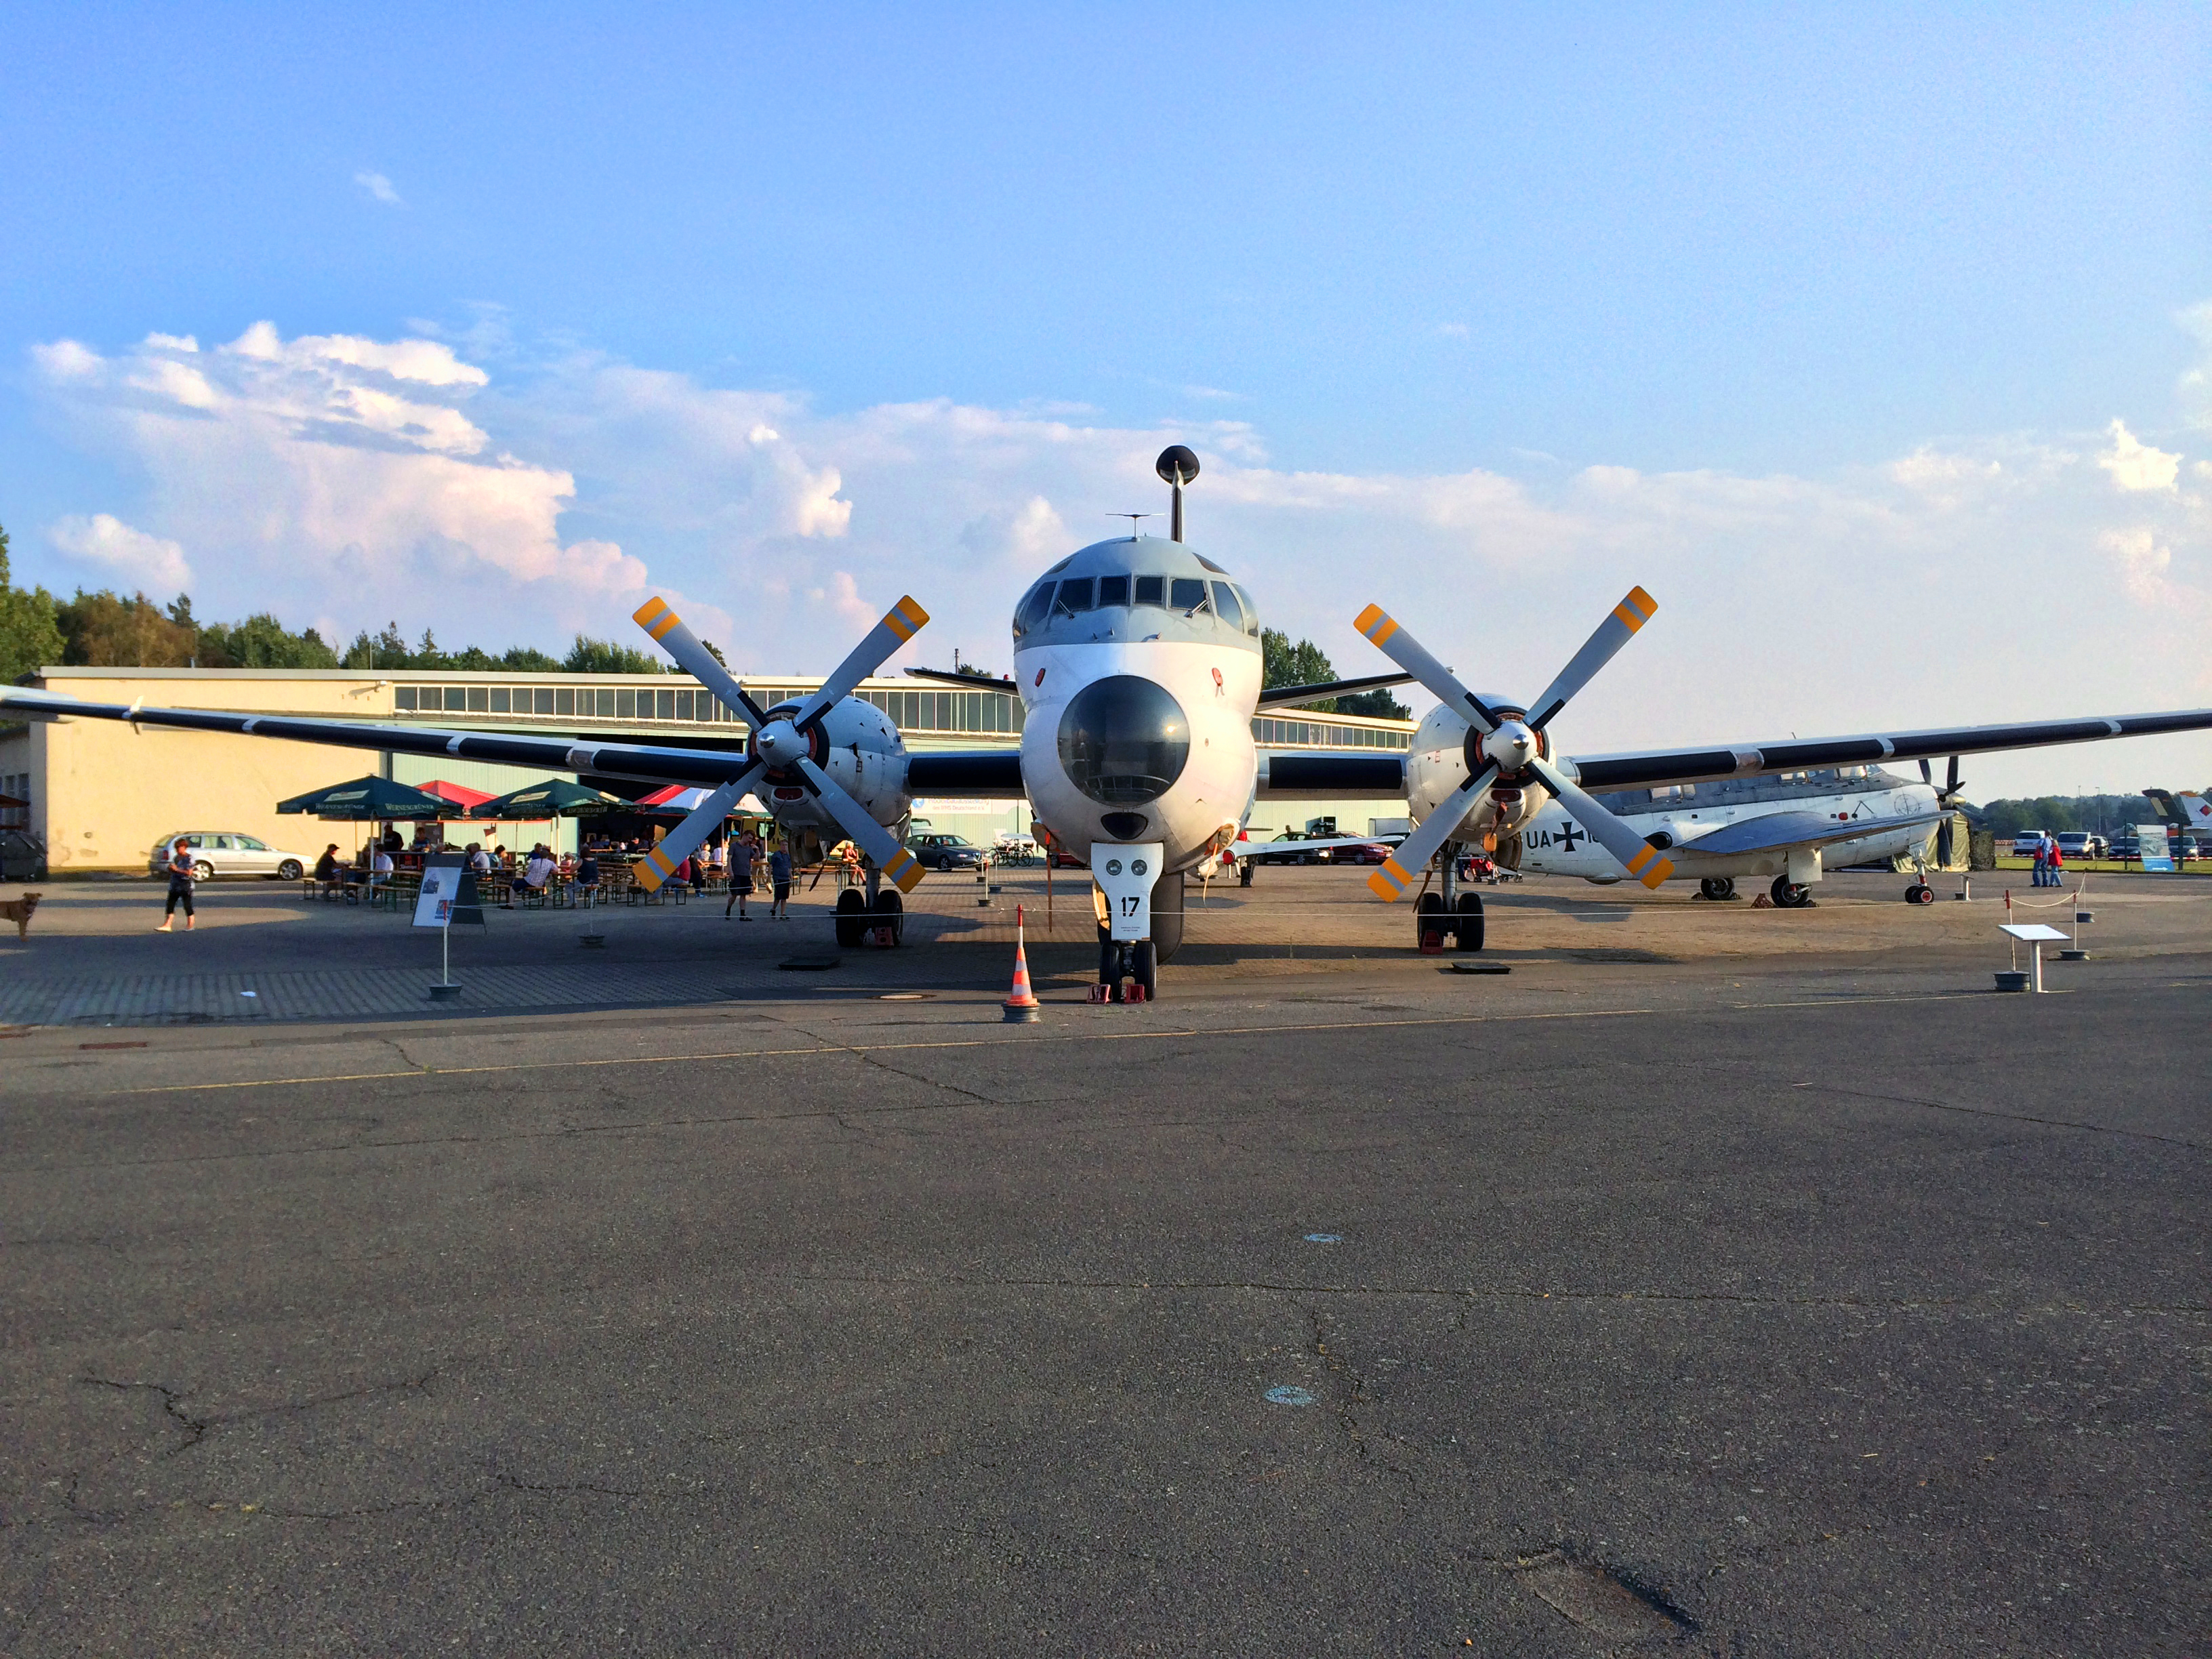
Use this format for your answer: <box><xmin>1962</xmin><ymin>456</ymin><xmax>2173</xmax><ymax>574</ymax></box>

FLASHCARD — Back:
<box><xmin>1698</xmin><ymin>877</ymin><xmax>1738</xmax><ymax>901</ymax></box>
<box><xmin>1770</xmin><ymin>876</ymin><xmax>1814</xmax><ymax>908</ymax></box>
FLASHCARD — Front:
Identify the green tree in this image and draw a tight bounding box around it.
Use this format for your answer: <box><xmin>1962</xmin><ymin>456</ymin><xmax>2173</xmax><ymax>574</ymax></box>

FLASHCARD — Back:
<box><xmin>198</xmin><ymin>612</ymin><xmax>341</xmax><ymax>669</ymax></box>
<box><xmin>498</xmin><ymin>644</ymin><xmax>562</xmax><ymax>672</ymax></box>
<box><xmin>56</xmin><ymin>589</ymin><xmax>197</xmax><ymax>666</ymax></box>
<box><xmin>564</xmin><ymin>635</ymin><xmax>665</xmax><ymax>675</ymax></box>
<box><xmin>1336</xmin><ymin>684</ymin><xmax>1411</xmax><ymax>719</ymax></box>
<box><xmin>0</xmin><ymin>522</ymin><xmax>66</xmax><ymax>684</ymax></box>
<box><xmin>1262</xmin><ymin>628</ymin><xmax>1341</xmax><ymax>711</ymax></box>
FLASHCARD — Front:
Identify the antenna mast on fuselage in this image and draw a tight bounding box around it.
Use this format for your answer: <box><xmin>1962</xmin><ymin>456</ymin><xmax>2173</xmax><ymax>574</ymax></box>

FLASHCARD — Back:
<box><xmin>1155</xmin><ymin>445</ymin><xmax>1200</xmax><ymax>542</ymax></box>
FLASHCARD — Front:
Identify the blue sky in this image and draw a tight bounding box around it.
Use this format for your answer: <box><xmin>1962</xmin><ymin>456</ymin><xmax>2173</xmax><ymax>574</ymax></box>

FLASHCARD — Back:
<box><xmin>5</xmin><ymin>4</ymin><xmax>2209</xmax><ymax>794</ymax></box>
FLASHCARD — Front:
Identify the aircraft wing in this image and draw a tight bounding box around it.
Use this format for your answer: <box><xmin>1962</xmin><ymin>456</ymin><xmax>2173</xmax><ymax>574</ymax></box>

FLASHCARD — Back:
<box><xmin>1257</xmin><ymin>672</ymin><xmax>1416</xmax><ymax>712</ymax></box>
<box><xmin>1254</xmin><ymin>752</ymin><xmax>1407</xmax><ymax>798</ymax></box>
<box><xmin>1568</xmin><ymin>707</ymin><xmax>2212</xmax><ymax>793</ymax></box>
<box><xmin>0</xmin><ymin>686</ymin><xmax>755</xmax><ymax>788</ymax></box>
<box><xmin>903</xmin><ymin>751</ymin><xmax>1027</xmax><ymax>796</ymax></box>
<box><xmin>1670</xmin><ymin>807</ymin><xmax>1944</xmax><ymax>860</ymax></box>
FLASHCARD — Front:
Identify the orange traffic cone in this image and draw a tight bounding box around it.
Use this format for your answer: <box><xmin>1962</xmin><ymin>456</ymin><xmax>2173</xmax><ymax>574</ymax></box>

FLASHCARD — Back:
<box><xmin>1003</xmin><ymin>903</ymin><xmax>1042</xmax><ymax>1023</ymax></box>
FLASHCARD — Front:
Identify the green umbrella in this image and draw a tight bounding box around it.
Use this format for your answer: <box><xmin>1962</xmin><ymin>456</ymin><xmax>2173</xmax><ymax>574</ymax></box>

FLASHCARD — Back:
<box><xmin>276</xmin><ymin>775</ymin><xmax>450</xmax><ymax>820</ymax></box>
<box><xmin>468</xmin><ymin>778</ymin><xmax>630</xmax><ymax>820</ymax></box>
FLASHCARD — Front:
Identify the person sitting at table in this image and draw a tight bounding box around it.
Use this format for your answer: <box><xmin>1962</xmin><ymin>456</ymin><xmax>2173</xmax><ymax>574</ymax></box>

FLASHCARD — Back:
<box><xmin>369</xmin><ymin>846</ymin><xmax>394</xmax><ymax>889</ymax></box>
<box><xmin>577</xmin><ymin>850</ymin><xmax>600</xmax><ymax>889</ymax></box>
<box><xmin>314</xmin><ymin>844</ymin><xmax>341</xmax><ymax>884</ymax></box>
<box><xmin>504</xmin><ymin>845</ymin><xmax>559</xmax><ymax>907</ymax></box>
<box><xmin>465</xmin><ymin>842</ymin><xmax>492</xmax><ymax>875</ymax></box>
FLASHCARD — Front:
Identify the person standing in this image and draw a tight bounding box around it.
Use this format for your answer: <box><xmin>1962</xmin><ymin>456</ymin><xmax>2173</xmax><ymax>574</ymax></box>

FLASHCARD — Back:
<box><xmin>725</xmin><ymin>834</ymin><xmax>757</xmax><ymax>920</ymax></box>
<box><xmin>156</xmin><ymin>839</ymin><xmax>196</xmax><ymax>932</ymax></box>
<box><xmin>768</xmin><ymin>840</ymin><xmax>794</xmax><ymax>920</ymax></box>
<box><xmin>2030</xmin><ymin>835</ymin><xmax>2049</xmax><ymax>887</ymax></box>
<box><xmin>2047</xmin><ymin>836</ymin><xmax>2065</xmax><ymax>888</ymax></box>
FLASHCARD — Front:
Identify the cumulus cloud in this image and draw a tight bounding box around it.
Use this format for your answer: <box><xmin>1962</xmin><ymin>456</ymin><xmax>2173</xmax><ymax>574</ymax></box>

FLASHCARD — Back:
<box><xmin>354</xmin><ymin>171</ymin><xmax>404</xmax><ymax>207</ymax></box>
<box><xmin>30</xmin><ymin>323</ymin><xmax>646</xmax><ymax>631</ymax></box>
<box><xmin>49</xmin><ymin>513</ymin><xmax>192</xmax><ymax>590</ymax></box>
<box><xmin>25</xmin><ymin>321</ymin><xmax>2212</xmax><ymax>795</ymax></box>
<box><xmin>2098</xmin><ymin>419</ymin><xmax>2181</xmax><ymax>492</ymax></box>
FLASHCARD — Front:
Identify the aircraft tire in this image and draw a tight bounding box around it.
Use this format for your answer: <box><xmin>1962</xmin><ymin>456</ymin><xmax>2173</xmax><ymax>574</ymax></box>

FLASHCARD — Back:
<box><xmin>1097</xmin><ymin>924</ymin><xmax>1121</xmax><ymax>991</ymax></box>
<box><xmin>1415</xmin><ymin>890</ymin><xmax>1445</xmax><ymax>948</ymax></box>
<box><xmin>1152</xmin><ymin>869</ymin><xmax>1186</xmax><ymax>964</ymax></box>
<box><xmin>1907</xmin><ymin>882</ymin><xmax>1936</xmax><ymax>905</ymax></box>
<box><xmin>1134</xmin><ymin>940</ymin><xmax>1159</xmax><ymax>1001</ymax></box>
<box><xmin>1453</xmin><ymin>890</ymin><xmax>1485</xmax><ymax>951</ymax></box>
<box><xmin>834</xmin><ymin>888</ymin><xmax>868</xmax><ymax>947</ymax></box>
<box><xmin>871</xmin><ymin>888</ymin><xmax>905</xmax><ymax>945</ymax></box>
<box><xmin>1770</xmin><ymin>876</ymin><xmax>1814</xmax><ymax>909</ymax></box>
<box><xmin>1699</xmin><ymin>878</ymin><xmax>1736</xmax><ymax>901</ymax></box>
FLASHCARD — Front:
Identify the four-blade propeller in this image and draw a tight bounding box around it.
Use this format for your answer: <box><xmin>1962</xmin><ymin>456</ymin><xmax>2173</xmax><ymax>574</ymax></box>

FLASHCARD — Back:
<box><xmin>628</xmin><ymin>594</ymin><xmax>927</xmax><ymax>895</ymax></box>
<box><xmin>1353</xmin><ymin>587</ymin><xmax>1675</xmax><ymax>897</ymax></box>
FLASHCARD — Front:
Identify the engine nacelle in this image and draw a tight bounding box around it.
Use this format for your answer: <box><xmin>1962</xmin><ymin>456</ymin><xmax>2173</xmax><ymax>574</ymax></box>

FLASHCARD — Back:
<box><xmin>756</xmin><ymin>697</ymin><xmax>911</xmax><ymax>837</ymax></box>
<box><xmin>1405</xmin><ymin>699</ymin><xmax>1553</xmax><ymax>844</ymax></box>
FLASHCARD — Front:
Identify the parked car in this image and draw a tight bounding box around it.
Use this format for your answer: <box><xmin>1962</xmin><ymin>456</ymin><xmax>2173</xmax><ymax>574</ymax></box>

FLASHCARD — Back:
<box><xmin>2109</xmin><ymin>833</ymin><xmax>2140</xmax><ymax>859</ymax></box>
<box><xmin>0</xmin><ymin>829</ymin><xmax>46</xmax><ymax>881</ymax></box>
<box><xmin>1329</xmin><ymin>841</ymin><xmax>1391</xmax><ymax>865</ymax></box>
<box><xmin>2053</xmin><ymin>832</ymin><xmax>2106</xmax><ymax>860</ymax></box>
<box><xmin>148</xmin><ymin>832</ymin><xmax>308</xmax><ymax>881</ymax></box>
<box><xmin>2009</xmin><ymin>830</ymin><xmax>2049</xmax><ymax>858</ymax></box>
<box><xmin>907</xmin><ymin>832</ymin><xmax>986</xmax><ymax>872</ymax></box>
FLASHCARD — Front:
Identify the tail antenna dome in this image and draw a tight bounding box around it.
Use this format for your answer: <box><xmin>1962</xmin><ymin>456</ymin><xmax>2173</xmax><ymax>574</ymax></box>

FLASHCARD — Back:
<box><xmin>1156</xmin><ymin>445</ymin><xmax>1200</xmax><ymax>541</ymax></box>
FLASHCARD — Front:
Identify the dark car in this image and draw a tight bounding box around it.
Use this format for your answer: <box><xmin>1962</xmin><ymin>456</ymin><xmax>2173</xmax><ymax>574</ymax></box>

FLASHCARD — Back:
<box><xmin>909</xmin><ymin>832</ymin><xmax>986</xmax><ymax>872</ymax></box>
<box><xmin>0</xmin><ymin>830</ymin><xmax>45</xmax><ymax>882</ymax></box>
<box><xmin>1330</xmin><ymin>841</ymin><xmax>1391</xmax><ymax>865</ymax></box>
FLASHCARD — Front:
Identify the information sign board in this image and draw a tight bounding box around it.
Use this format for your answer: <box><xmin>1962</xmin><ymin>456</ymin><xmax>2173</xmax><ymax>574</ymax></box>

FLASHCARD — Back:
<box><xmin>2135</xmin><ymin>824</ymin><xmax>2174</xmax><ymax>873</ymax></box>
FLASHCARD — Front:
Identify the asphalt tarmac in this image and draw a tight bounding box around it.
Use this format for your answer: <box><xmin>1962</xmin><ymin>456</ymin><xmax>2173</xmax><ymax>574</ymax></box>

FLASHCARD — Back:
<box><xmin>2</xmin><ymin>881</ymin><xmax>2206</xmax><ymax>1655</ymax></box>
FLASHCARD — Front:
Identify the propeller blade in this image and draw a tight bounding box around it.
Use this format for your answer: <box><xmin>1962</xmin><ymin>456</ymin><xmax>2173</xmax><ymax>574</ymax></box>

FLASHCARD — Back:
<box><xmin>1353</xmin><ymin>605</ymin><xmax>1500</xmax><ymax>732</ymax></box>
<box><xmin>632</xmin><ymin>596</ymin><xmax>770</xmax><ymax>726</ymax></box>
<box><xmin>793</xmin><ymin>756</ymin><xmax>926</xmax><ymax>893</ymax></box>
<box><xmin>1524</xmin><ymin>586</ymin><xmax>1657</xmax><ymax>731</ymax></box>
<box><xmin>1528</xmin><ymin>756</ymin><xmax>1674</xmax><ymax>889</ymax></box>
<box><xmin>1919</xmin><ymin>758</ymin><xmax>1933</xmax><ymax>785</ymax></box>
<box><xmin>1946</xmin><ymin>755</ymin><xmax>1961</xmax><ymax>798</ymax></box>
<box><xmin>792</xmin><ymin>596</ymin><xmax>930</xmax><ymax>729</ymax></box>
<box><xmin>1366</xmin><ymin>763</ymin><xmax>1500</xmax><ymax>901</ymax></box>
<box><xmin>631</xmin><ymin>761</ymin><xmax>767</xmax><ymax>893</ymax></box>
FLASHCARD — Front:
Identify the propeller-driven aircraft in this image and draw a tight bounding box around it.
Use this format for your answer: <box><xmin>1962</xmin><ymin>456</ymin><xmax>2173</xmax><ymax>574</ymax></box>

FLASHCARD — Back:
<box><xmin>6</xmin><ymin>442</ymin><xmax>2211</xmax><ymax>999</ymax></box>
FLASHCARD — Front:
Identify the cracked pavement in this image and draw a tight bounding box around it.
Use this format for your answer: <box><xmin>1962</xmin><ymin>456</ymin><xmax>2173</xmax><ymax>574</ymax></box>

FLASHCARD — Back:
<box><xmin>0</xmin><ymin>934</ymin><xmax>2206</xmax><ymax>1654</ymax></box>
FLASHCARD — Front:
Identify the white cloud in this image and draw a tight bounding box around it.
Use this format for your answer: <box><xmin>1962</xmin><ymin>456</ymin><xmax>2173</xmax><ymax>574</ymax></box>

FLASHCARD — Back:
<box><xmin>49</xmin><ymin>514</ymin><xmax>192</xmax><ymax>591</ymax></box>
<box><xmin>1437</xmin><ymin>323</ymin><xmax>1471</xmax><ymax>340</ymax></box>
<box><xmin>26</xmin><ymin>321</ymin><xmax>2212</xmax><ymax>796</ymax></box>
<box><xmin>354</xmin><ymin>171</ymin><xmax>404</xmax><ymax>207</ymax></box>
<box><xmin>30</xmin><ymin>324</ymin><xmax>646</xmax><ymax>631</ymax></box>
<box><xmin>2097</xmin><ymin>419</ymin><xmax>2181</xmax><ymax>492</ymax></box>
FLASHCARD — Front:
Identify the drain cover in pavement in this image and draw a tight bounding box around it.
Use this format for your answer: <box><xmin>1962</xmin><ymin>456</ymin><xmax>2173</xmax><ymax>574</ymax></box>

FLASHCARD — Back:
<box><xmin>1511</xmin><ymin>1552</ymin><xmax>1696</xmax><ymax>1640</ymax></box>
<box><xmin>778</xmin><ymin>956</ymin><xmax>842</xmax><ymax>971</ymax></box>
<box><xmin>1446</xmin><ymin>961</ymin><xmax>1510</xmax><ymax>975</ymax></box>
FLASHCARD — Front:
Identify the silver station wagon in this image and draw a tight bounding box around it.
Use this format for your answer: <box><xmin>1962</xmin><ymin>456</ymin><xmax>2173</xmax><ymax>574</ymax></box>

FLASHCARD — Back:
<box><xmin>149</xmin><ymin>832</ymin><xmax>308</xmax><ymax>882</ymax></box>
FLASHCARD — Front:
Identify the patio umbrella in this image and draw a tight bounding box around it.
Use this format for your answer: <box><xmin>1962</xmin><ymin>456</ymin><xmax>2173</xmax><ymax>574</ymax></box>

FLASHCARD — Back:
<box><xmin>276</xmin><ymin>775</ymin><xmax>449</xmax><ymax>820</ymax></box>
<box><xmin>468</xmin><ymin>778</ymin><xmax>630</xmax><ymax>820</ymax></box>
<box><xmin>638</xmin><ymin>785</ymin><xmax>768</xmax><ymax>815</ymax></box>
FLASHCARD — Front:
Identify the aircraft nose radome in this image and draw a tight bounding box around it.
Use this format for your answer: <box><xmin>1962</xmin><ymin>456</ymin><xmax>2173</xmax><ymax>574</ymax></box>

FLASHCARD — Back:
<box><xmin>1056</xmin><ymin>675</ymin><xmax>1191</xmax><ymax>807</ymax></box>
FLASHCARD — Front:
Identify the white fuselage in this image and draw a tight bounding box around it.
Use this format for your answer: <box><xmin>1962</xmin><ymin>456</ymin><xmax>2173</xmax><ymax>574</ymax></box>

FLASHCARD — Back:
<box><xmin>1017</xmin><ymin>639</ymin><xmax>1260</xmax><ymax>872</ymax></box>
<box><xmin>1518</xmin><ymin>779</ymin><xmax>1943</xmax><ymax>882</ymax></box>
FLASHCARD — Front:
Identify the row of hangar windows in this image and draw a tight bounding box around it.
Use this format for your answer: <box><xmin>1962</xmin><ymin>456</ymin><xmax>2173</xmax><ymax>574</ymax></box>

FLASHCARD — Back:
<box><xmin>391</xmin><ymin>682</ymin><xmax>1410</xmax><ymax>747</ymax></box>
<box><xmin>1013</xmin><ymin>576</ymin><xmax>1262</xmax><ymax>638</ymax></box>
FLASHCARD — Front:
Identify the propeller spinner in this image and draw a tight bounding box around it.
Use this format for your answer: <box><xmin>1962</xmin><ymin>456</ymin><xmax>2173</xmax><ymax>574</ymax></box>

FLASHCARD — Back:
<box><xmin>1354</xmin><ymin>586</ymin><xmax>1673</xmax><ymax>899</ymax></box>
<box><xmin>629</xmin><ymin>594</ymin><xmax>928</xmax><ymax>895</ymax></box>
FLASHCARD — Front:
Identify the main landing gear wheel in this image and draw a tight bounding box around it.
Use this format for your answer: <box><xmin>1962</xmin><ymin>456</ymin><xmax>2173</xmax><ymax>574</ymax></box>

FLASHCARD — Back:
<box><xmin>1453</xmin><ymin>890</ymin><xmax>1485</xmax><ymax>951</ymax></box>
<box><xmin>1770</xmin><ymin>876</ymin><xmax>1814</xmax><ymax>909</ymax></box>
<box><xmin>1415</xmin><ymin>890</ymin><xmax>1446</xmax><ymax>949</ymax></box>
<box><xmin>834</xmin><ymin>888</ymin><xmax>868</xmax><ymax>947</ymax></box>
<box><xmin>1134</xmin><ymin>940</ymin><xmax>1158</xmax><ymax>1002</ymax></box>
<box><xmin>1699</xmin><ymin>877</ymin><xmax>1736</xmax><ymax>901</ymax></box>
<box><xmin>1906</xmin><ymin>881</ymin><xmax>1936</xmax><ymax>905</ymax></box>
<box><xmin>870</xmin><ymin>888</ymin><xmax>905</xmax><ymax>945</ymax></box>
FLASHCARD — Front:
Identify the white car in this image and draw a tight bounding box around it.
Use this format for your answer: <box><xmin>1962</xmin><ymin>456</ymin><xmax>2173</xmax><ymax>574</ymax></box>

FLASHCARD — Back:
<box><xmin>150</xmin><ymin>832</ymin><xmax>308</xmax><ymax>881</ymax></box>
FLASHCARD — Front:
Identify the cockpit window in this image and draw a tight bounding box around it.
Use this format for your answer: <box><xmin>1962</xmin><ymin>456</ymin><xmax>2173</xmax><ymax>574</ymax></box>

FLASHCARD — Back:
<box><xmin>1195</xmin><ymin>552</ymin><xmax>1227</xmax><ymax>574</ymax></box>
<box><xmin>1054</xmin><ymin>577</ymin><xmax>1094</xmax><ymax>614</ymax></box>
<box><xmin>1210</xmin><ymin>582</ymin><xmax>1244</xmax><ymax>632</ymax></box>
<box><xmin>1014</xmin><ymin>581</ymin><xmax>1055</xmax><ymax>637</ymax></box>
<box><xmin>1097</xmin><ymin>575</ymin><xmax>1130</xmax><ymax>607</ymax></box>
<box><xmin>1134</xmin><ymin>575</ymin><xmax>1164</xmax><ymax>607</ymax></box>
<box><xmin>1231</xmin><ymin>583</ymin><xmax>1260</xmax><ymax>637</ymax></box>
<box><xmin>1170</xmin><ymin>577</ymin><xmax>1208</xmax><ymax>613</ymax></box>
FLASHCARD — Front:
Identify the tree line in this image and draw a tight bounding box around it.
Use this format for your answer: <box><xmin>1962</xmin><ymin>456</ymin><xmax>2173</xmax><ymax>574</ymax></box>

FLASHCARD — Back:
<box><xmin>1261</xmin><ymin>628</ymin><xmax>1410</xmax><ymax>718</ymax></box>
<box><xmin>0</xmin><ymin>520</ymin><xmax>688</xmax><ymax>682</ymax></box>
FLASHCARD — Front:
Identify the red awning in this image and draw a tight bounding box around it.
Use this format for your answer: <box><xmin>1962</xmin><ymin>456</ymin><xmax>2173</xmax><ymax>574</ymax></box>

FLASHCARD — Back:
<box><xmin>417</xmin><ymin>778</ymin><xmax>498</xmax><ymax>809</ymax></box>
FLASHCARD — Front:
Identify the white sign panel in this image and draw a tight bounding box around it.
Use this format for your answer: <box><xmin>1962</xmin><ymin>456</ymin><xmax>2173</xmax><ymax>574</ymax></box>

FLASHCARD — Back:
<box><xmin>2135</xmin><ymin>824</ymin><xmax>2174</xmax><ymax>873</ymax></box>
<box><xmin>413</xmin><ymin>855</ymin><xmax>466</xmax><ymax>927</ymax></box>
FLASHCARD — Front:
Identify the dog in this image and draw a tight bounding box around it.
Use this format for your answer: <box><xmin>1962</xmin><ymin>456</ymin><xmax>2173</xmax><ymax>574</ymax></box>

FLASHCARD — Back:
<box><xmin>1</xmin><ymin>892</ymin><xmax>41</xmax><ymax>941</ymax></box>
